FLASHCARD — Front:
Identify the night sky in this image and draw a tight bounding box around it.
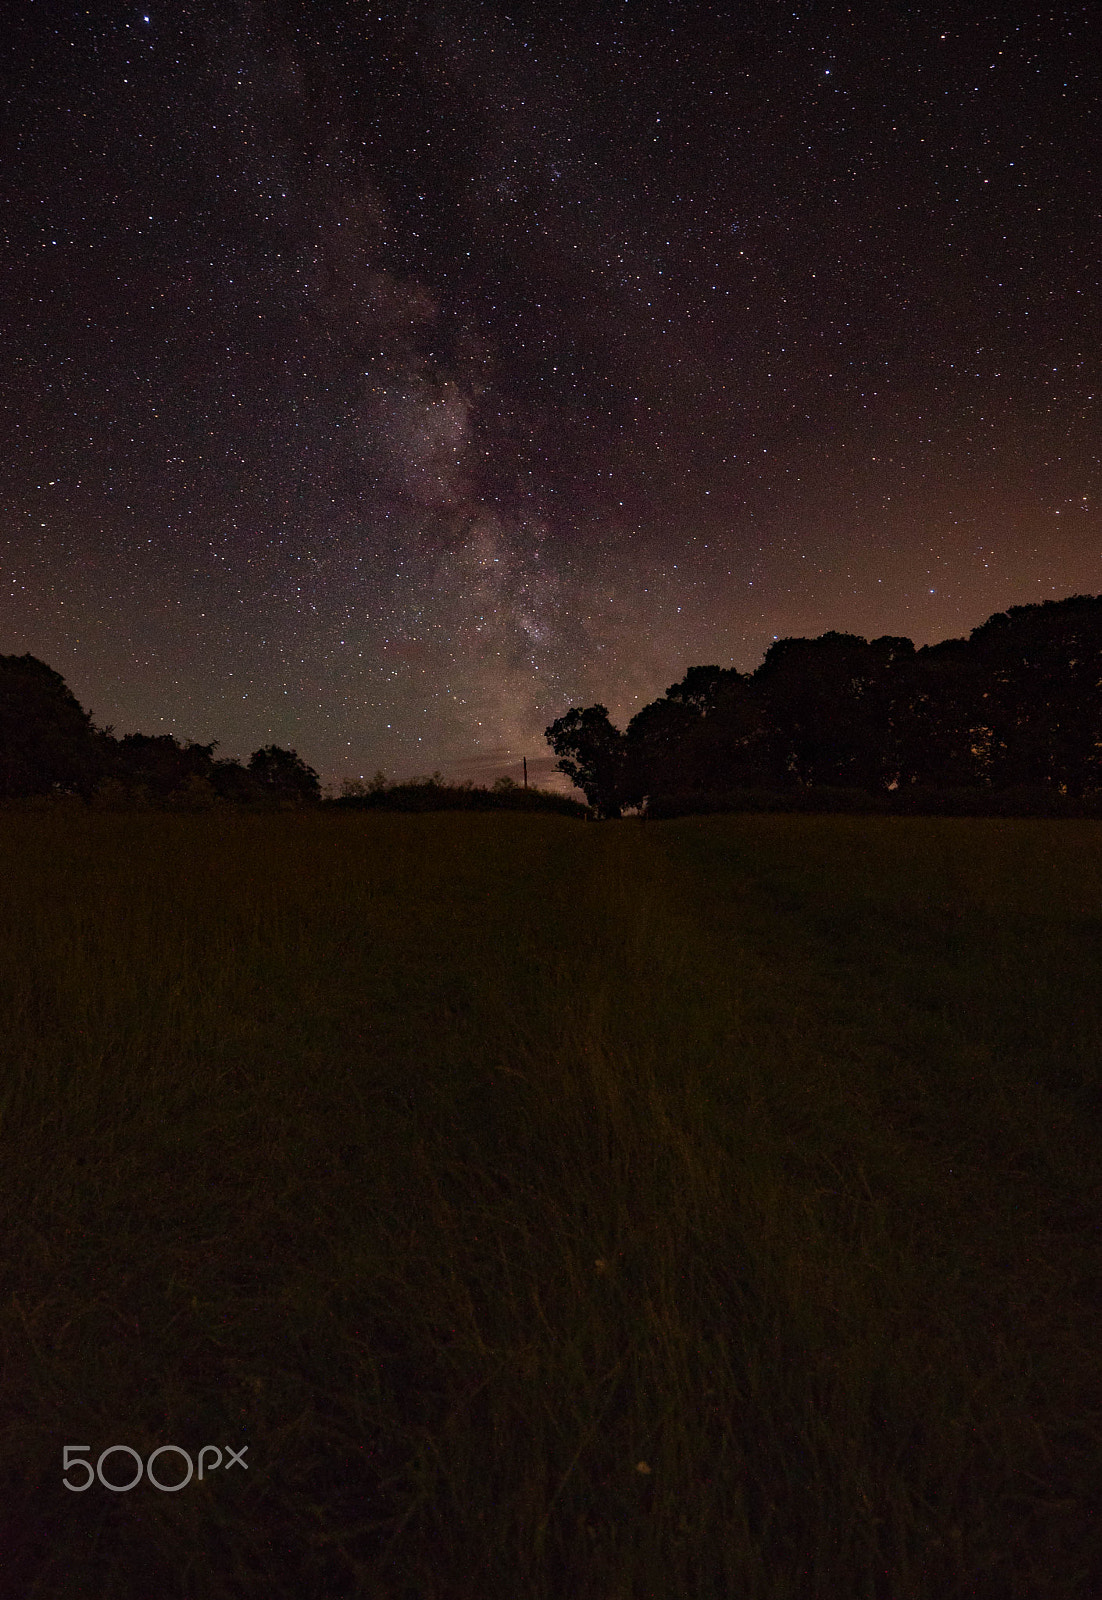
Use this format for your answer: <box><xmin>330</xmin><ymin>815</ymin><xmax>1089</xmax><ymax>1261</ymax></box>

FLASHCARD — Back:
<box><xmin>3</xmin><ymin>3</ymin><xmax>1099</xmax><ymax>790</ymax></box>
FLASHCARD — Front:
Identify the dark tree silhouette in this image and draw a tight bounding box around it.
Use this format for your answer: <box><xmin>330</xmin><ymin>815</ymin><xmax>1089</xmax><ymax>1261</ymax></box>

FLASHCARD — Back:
<box><xmin>752</xmin><ymin>632</ymin><xmax>914</xmax><ymax>790</ymax></box>
<box><xmin>892</xmin><ymin>636</ymin><xmax>990</xmax><ymax>789</ymax></box>
<box><xmin>544</xmin><ymin>705</ymin><xmax>631</xmax><ymax>817</ymax></box>
<box><xmin>0</xmin><ymin>653</ymin><xmax>101</xmax><ymax>797</ymax></box>
<box><xmin>551</xmin><ymin>596</ymin><xmax>1102</xmax><ymax>815</ymax></box>
<box><xmin>210</xmin><ymin>756</ymin><xmax>264</xmax><ymax>805</ymax></box>
<box><xmin>247</xmin><ymin>744</ymin><xmax>321</xmax><ymax>805</ymax></box>
<box><xmin>0</xmin><ymin>652</ymin><xmax>331</xmax><ymax>809</ymax></box>
<box><xmin>966</xmin><ymin>596</ymin><xmax>1102</xmax><ymax>795</ymax></box>
<box><xmin>102</xmin><ymin>732</ymin><xmax>219</xmax><ymax>801</ymax></box>
<box><xmin>626</xmin><ymin>669</ymin><xmax>776</xmax><ymax>797</ymax></box>
<box><xmin>664</xmin><ymin>664</ymin><xmax>744</xmax><ymax>716</ymax></box>
<box><xmin>625</xmin><ymin>693</ymin><xmax>703</xmax><ymax>799</ymax></box>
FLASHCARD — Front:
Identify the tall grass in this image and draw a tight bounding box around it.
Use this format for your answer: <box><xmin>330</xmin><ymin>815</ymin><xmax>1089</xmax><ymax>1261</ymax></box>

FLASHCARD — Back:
<box><xmin>1</xmin><ymin>810</ymin><xmax>1099</xmax><ymax>1597</ymax></box>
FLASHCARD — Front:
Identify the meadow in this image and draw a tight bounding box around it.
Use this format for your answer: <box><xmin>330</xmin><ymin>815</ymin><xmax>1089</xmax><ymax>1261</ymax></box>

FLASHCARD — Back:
<box><xmin>1</xmin><ymin>808</ymin><xmax>1099</xmax><ymax>1598</ymax></box>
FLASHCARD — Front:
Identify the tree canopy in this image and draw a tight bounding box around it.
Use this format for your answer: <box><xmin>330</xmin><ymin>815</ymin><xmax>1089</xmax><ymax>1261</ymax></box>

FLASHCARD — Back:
<box><xmin>0</xmin><ymin>655</ymin><xmax>322</xmax><ymax>807</ymax></box>
<box><xmin>545</xmin><ymin>596</ymin><xmax>1102</xmax><ymax>816</ymax></box>
<box><xmin>0</xmin><ymin>653</ymin><xmax>100</xmax><ymax>798</ymax></box>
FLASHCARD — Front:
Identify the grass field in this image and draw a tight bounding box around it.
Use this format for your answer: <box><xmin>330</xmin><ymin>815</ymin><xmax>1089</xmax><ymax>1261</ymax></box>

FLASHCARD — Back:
<box><xmin>1</xmin><ymin>809</ymin><xmax>1100</xmax><ymax>1598</ymax></box>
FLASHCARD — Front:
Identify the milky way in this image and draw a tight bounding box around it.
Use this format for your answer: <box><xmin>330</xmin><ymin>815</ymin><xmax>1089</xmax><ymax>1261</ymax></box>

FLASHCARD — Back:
<box><xmin>2</xmin><ymin>3</ymin><xmax>1098</xmax><ymax>788</ymax></box>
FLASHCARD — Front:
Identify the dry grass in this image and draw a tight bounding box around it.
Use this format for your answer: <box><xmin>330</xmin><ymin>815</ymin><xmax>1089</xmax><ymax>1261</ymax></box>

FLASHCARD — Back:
<box><xmin>1</xmin><ymin>809</ymin><xmax>1099</xmax><ymax>1597</ymax></box>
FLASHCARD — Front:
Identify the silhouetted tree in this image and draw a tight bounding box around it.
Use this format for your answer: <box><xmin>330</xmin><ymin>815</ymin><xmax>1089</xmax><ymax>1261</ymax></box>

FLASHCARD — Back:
<box><xmin>0</xmin><ymin>653</ymin><xmax>101</xmax><ymax>797</ymax></box>
<box><xmin>247</xmin><ymin>744</ymin><xmax>321</xmax><ymax>805</ymax></box>
<box><xmin>679</xmin><ymin>668</ymin><xmax>790</xmax><ymax>791</ymax></box>
<box><xmin>892</xmin><ymin>636</ymin><xmax>990</xmax><ymax>789</ymax></box>
<box><xmin>664</xmin><ymin>664</ymin><xmax>745</xmax><ymax>716</ymax></box>
<box><xmin>752</xmin><ymin>632</ymin><xmax>914</xmax><ymax>790</ymax></box>
<box><xmin>625</xmin><ymin>693</ymin><xmax>703</xmax><ymax>800</ymax></box>
<box><xmin>210</xmin><ymin>756</ymin><xmax>264</xmax><ymax>805</ymax></box>
<box><xmin>102</xmin><ymin>733</ymin><xmax>219</xmax><ymax>801</ymax></box>
<box><xmin>624</xmin><ymin>669</ymin><xmax>770</xmax><ymax>797</ymax></box>
<box><xmin>544</xmin><ymin>705</ymin><xmax>631</xmax><ymax>817</ymax></box>
<box><xmin>560</xmin><ymin>597</ymin><xmax>1102</xmax><ymax>814</ymax></box>
<box><xmin>966</xmin><ymin>596</ymin><xmax>1102</xmax><ymax>795</ymax></box>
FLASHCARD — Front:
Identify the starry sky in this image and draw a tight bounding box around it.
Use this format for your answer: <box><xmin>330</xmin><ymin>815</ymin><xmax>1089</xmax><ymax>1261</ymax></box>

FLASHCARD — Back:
<box><xmin>2</xmin><ymin>2</ymin><xmax>1099</xmax><ymax>790</ymax></box>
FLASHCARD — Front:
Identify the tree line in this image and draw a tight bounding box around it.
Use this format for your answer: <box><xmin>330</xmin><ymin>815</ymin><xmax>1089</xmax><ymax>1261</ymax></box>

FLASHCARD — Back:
<box><xmin>545</xmin><ymin>595</ymin><xmax>1102</xmax><ymax>818</ymax></box>
<box><xmin>7</xmin><ymin>594</ymin><xmax>1099</xmax><ymax>818</ymax></box>
<box><xmin>0</xmin><ymin>654</ymin><xmax>586</xmax><ymax>816</ymax></box>
<box><xmin>0</xmin><ymin>654</ymin><xmax>321</xmax><ymax>806</ymax></box>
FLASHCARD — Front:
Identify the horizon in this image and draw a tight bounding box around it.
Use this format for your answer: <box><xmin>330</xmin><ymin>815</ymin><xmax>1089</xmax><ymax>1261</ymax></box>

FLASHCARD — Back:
<box><xmin>10</xmin><ymin>587</ymin><xmax>1098</xmax><ymax>797</ymax></box>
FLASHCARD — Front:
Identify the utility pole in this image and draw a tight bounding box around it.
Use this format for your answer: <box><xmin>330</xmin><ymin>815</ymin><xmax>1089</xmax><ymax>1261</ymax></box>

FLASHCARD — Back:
<box><xmin>523</xmin><ymin>757</ymin><xmax>528</xmax><ymax>789</ymax></box>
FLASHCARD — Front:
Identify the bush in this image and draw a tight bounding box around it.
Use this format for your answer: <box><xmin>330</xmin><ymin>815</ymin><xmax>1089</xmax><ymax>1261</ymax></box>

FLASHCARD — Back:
<box><xmin>329</xmin><ymin>778</ymin><xmax>589</xmax><ymax>818</ymax></box>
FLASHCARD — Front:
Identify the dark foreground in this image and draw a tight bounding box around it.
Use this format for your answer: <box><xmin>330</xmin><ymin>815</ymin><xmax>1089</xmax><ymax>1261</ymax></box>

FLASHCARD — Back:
<box><xmin>1</xmin><ymin>811</ymin><xmax>1099</xmax><ymax>1598</ymax></box>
